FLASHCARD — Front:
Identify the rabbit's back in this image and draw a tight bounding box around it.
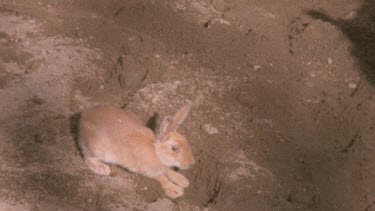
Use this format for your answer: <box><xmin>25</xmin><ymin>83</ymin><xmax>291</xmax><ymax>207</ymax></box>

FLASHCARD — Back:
<box><xmin>79</xmin><ymin>106</ymin><xmax>156</xmax><ymax>166</ymax></box>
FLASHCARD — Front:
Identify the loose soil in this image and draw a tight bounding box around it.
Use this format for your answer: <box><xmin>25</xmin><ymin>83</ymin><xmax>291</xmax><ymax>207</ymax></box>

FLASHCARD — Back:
<box><xmin>0</xmin><ymin>0</ymin><xmax>374</xmax><ymax>210</ymax></box>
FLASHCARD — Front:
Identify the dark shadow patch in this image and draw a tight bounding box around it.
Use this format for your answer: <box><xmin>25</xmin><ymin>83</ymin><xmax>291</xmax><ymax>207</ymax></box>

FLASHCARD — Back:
<box><xmin>365</xmin><ymin>201</ymin><xmax>375</xmax><ymax>211</ymax></box>
<box><xmin>1</xmin><ymin>111</ymin><xmax>90</xmax><ymax>208</ymax></box>
<box><xmin>306</xmin><ymin>10</ymin><xmax>338</xmax><ymax>24</ymax></box>
<box><xmin>4</xmin><ymin>114</ymin><xmax>62</xmax><ymax>167</ymax></box>
<box><xmin>69</xmin><ymin>112</ymin><xmax>82</xmax><ymax>157</ymax></box>
<box><xmin>22</xmin><ymin>170</ymin><xmax>98</xmax><ymax>209</ymax></box>
<box><xmin>306</xmin><ymin>1</ymin><xmax>375</xmax><ymax>85</ymax></box>
<box><xmin>146</xmin><ymin>112</ymin><xmax>158</xmax><ymax>131</ymax></box>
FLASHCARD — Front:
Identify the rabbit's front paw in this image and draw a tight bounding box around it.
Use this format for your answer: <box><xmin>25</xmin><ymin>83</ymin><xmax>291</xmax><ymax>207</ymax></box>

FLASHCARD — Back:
<box><xmin>158</xmin><ymin>175</ymin><xmax>184</xmax><ymax>199</ymax></box>
<box><xmin>167</xmin><ymin>170</ymin><xmax>189</xmax><ymax>188</ymax></box>
<box><xmin>164</xmin><ymin>183</ymin><xmax>184</xmax><ymax>199</ymax></box>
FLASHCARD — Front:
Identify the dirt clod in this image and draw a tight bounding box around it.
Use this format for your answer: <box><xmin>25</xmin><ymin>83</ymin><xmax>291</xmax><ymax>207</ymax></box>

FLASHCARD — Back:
<box><xmin>201</xmin><ymin>124</ymin><xmax>219</xmax><ymax>135</ymax></box>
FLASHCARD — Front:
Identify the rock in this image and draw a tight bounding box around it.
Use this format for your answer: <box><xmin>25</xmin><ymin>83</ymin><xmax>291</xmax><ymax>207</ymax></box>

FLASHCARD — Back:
<box><xmin>253</xmin><ymin>65</ymin><xmax>261</xmax><ymax>70</ymax></box>
<box><xmin>327</xmin><ymin>57</ymin><xmax>333</xmax><ymax>65</ymax></box>
<box><xmin>147</xmin><ymin>198</ymin><xmax>175</xmax><ymax>211</ymax></box>
<box><xmin>201</xmin><ymin>124</ymin><xmax>219</xmax><ymax>135</ymax></box>
<box><xmin>348</xmin><ymin>83</ymin><xmax>357</xmax><ymax>89</ymax></box>
<box><xmin>343</xmin><ymin>11</ymin><xmax>357</xmax><ymax>20</ymax></box>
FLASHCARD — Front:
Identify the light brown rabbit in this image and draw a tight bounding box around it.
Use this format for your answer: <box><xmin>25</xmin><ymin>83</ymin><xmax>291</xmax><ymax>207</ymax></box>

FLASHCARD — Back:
<box><xmin>78</xmin><ymin>103</ymin><xmax>194</xmax><ymax>198</ymax></box>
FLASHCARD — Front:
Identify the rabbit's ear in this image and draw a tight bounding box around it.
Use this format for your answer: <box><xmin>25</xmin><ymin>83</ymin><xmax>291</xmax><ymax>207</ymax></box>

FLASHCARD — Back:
<box><xmin>169</xmin><ymin>102</ymin><xmax>192</xmax><ymax>132</ymax></box>
<box><xmin>156</xmin><ymin>103</ymin><xmax>192</xmax><ymax>141</ymax></box>
<box><xmin>157</xmin><ymin>116</ymin><xmax>173</xmax><ymax>141</ymax></box>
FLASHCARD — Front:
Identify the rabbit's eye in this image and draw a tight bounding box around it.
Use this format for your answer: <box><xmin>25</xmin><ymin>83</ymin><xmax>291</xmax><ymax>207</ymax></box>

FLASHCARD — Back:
<box><xmin>171</xmin><ymin>146</ymin><xmax>180</xmax><ymax>153</ymax></box>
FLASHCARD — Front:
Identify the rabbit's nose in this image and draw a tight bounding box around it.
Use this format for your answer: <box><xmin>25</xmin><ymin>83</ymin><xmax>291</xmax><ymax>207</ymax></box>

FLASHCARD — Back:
<box><xmin>180</xmin><ymin>160</ymin><xmax>194</xmax><ymax>170</ymax></box>
<box><xmin>187</xmin><ymin>157</ymin><xmax>195</xmax><ymax>167</ymax></box>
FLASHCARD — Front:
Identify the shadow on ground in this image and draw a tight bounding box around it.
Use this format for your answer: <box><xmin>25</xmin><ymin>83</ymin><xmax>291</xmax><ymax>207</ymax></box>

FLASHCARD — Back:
<box><xmin>307</xmin><ymin>0</ymin><xmax>375</xmax><ymax>85</ymax></box>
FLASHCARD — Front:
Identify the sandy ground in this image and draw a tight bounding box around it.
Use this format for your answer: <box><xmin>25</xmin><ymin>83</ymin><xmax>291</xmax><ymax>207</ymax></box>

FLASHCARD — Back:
<box><xmin>0</xmin><ymin>0</ymin><xmax>375</xmax><ymax>210</ymax></box>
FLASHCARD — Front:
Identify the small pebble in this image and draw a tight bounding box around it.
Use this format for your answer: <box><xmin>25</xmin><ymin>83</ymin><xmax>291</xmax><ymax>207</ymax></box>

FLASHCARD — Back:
<box><xmin>100</xmin><ymin>85</ymin><xmax>104</xmax><ymax>89</ymax></box>
<box><xmin>348</xmin><ymin>83</ymin><xmax>357</xmax><ymax>89</ymax></box>
<box><xmin>253</xmin><ymin>65</ymin><xmax>261</xmax><ymax>70</ymax></box>
<box><xmin>344</xmin><ymin>11</ymin><xmax>357</xmax><ymax>20</ymax></box>
<box><xmin>201</xmin><ymin>124</ymin><xmax>219</xmax><ymax>135</ymax></box>
<box><xmin>218</xmin><ymin>18</ymin><xmax>230</xmax><ymax>25</ymax></box>
<box><xmin>327</xmin><ymin>58</ymin><xmax>333</xmax><ymax>65</ymax></box>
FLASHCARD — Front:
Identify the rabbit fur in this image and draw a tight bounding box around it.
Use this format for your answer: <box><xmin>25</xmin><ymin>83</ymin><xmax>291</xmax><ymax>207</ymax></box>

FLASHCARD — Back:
<box><xmin>78</xmin><ymin>103</ymin><xmax>194</xmax><ymax>198</ymax></box>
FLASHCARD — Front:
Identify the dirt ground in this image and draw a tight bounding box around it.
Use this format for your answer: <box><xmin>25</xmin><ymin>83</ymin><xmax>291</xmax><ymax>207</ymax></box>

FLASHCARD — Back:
<box><xmin>0</xmin><ymin>0</ymin><xmax>375</xmax><ymax>210</ymax></box>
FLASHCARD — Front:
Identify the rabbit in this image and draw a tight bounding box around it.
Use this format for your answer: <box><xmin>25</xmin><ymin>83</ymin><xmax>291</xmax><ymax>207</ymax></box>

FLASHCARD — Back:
<box><xmin>78</xmin><ymin>103</ymin><xmax>195</xmax><ymax>199</ymax></box>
